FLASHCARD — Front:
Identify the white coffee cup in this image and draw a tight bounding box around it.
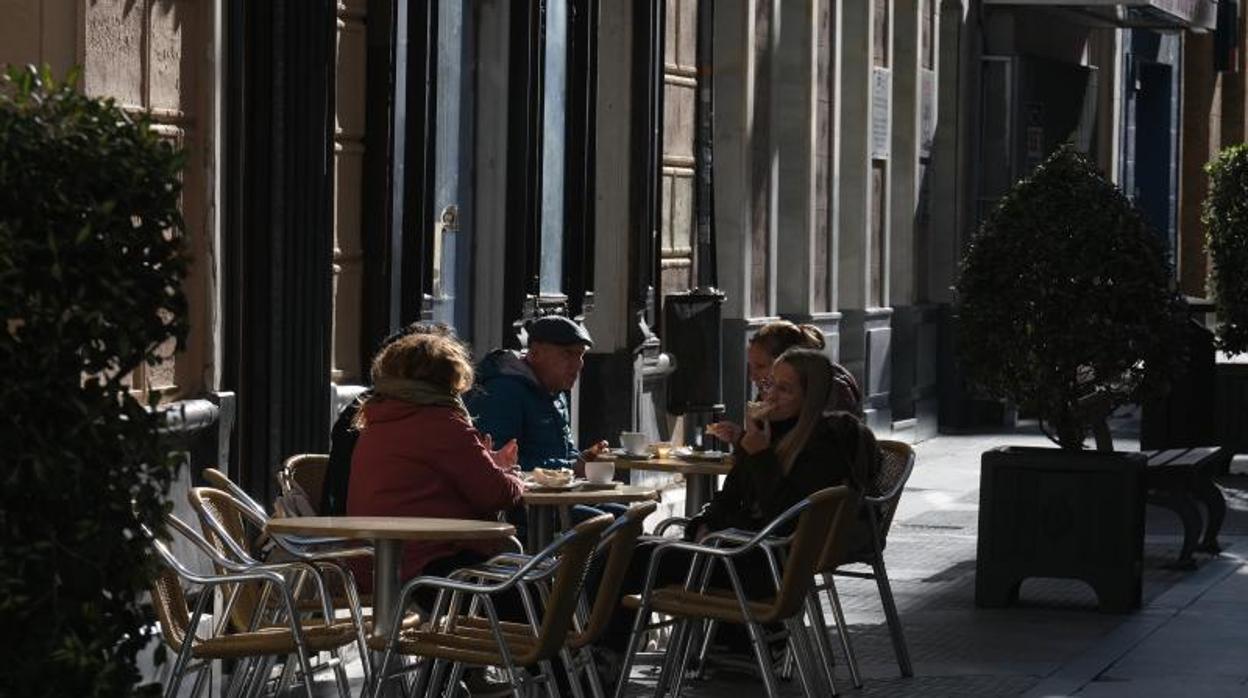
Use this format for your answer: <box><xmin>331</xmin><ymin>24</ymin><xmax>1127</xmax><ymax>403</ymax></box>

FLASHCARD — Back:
<box><xmin>619</xmin><ymin>431</ymin><xmax>649</xmax><ymax>456</ymax></box>
<box><xmin>585</xmin><ymin>460</ymin><xmax>615</xmax><ymax>484</ymax></box>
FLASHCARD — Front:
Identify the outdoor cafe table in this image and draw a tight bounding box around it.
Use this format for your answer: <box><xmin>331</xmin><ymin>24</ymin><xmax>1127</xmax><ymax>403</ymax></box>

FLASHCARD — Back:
<box><xmin>521</xmin><ymin>484</ymin><xmax>659</xmax><ymax>550</ymax></box>
<box><xmin>595</xmin><ymin>455</ymin><xmax>732</xmax><ymax>516</ymax></box>
<box><xmin>263</xmin><ymin>516</ymin><xmax>515</xmax><ymax>642</ymax></box>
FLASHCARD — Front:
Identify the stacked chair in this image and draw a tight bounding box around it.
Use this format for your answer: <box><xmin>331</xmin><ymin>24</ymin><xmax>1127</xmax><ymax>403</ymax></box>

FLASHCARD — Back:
<box><xmin>145</xmin><ymin>514</ymin><xmax>359</xmax><ymax>697</ymax></box>
<box><xmin>185</xmin><ymin>470</ymin><xmax>378</xmax><ymax>694</ymax></box>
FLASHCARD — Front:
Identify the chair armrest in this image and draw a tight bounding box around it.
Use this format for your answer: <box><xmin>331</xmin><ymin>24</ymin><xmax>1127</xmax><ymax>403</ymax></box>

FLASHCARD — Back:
<box><xmin>178</xmin><ymin>565</ymin><xmax>291</xmax><ymax>590</ymax></box>
<box><xmin>653</xmin><ymin>516</ymin><xmax>691</xmax><ymax>535</ymax></box>
<box><xmin>270</xmin><ymin>533</ymin><xmax>374</xmax><ymax>560</ymax></box>
<box><xmin>701</xmin><ymin>527</ymin><xmax>792</xmax><ymax>549</ymax></box>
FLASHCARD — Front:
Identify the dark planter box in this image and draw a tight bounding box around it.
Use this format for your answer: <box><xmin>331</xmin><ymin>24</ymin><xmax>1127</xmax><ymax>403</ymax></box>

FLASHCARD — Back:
<box><xmin>976</xmin><ymin>446</ymin><xmax>1146</xmax><ymax>613</ymax></box>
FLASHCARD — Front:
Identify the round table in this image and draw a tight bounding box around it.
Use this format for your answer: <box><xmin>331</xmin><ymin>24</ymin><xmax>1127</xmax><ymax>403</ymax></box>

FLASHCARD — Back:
<box><xmin>599</xmin><ymin>455</ymin><xmax>732</xmax><ymax>516</ymax></box>
<box><xmin>264</xmin><ymin>516</ymin><xmax>515</xmax><ymax>640</ymax></box>
<box><xmin>520</xmin><ymin>484</ymin><xmax>659</xmax><ymax>550</ymax></box>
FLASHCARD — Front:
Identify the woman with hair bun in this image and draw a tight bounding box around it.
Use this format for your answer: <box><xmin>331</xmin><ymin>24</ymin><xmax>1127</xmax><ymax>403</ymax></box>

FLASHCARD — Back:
<box><xmin>707</xmin><ymin>320</ymin><xmax>861</xmax><ymax>444</ymax></box>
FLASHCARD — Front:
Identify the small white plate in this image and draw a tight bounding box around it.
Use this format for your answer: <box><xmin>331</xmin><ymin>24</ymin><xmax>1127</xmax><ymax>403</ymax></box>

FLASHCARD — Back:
<box><xmin>676</xmin><ymin>449</ymin><xmax>729</xmax><ymax>462</ymax></box>
<box><xmin>611</xmin><ymin>448</ymin><xmax>653</xmax><ymax>460</ymax></box>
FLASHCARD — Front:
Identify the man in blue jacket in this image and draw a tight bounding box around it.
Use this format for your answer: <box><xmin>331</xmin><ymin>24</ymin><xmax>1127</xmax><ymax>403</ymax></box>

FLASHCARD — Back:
<box><xmin>466</xmin><ymin>315</ymin><xmax>609</xmax><ymax>472</ymax></box>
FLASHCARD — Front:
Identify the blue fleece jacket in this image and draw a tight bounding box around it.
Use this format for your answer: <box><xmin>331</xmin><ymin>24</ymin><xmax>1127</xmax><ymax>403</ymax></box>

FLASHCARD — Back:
<box><xmin>465</xmin><ymin>349</ymin><xmax>579</xmax><ymax>472</ymax></box>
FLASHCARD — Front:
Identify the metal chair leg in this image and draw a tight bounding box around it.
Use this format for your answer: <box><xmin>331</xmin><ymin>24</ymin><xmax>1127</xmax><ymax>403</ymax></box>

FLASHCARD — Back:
<box><xmin>612</xmin><ymin>599</ymin><xmax>652</xmax><ymax>698</ymax></box>
<box><xmin>330</xmin><ymin>647</ymin><xmax>352</xmax><ymax>697</ymax></box>
<box><xmin>744</xmin><ymin>621</ymin><xmax>782</xmax><ymax>698</ymax></box>
<box><xmin>579</xmin><ymin>647</ymin><xmax>607</xmax><ymax>698</ymax></box>
<box><xmin>539</xmin><ymin>658</ymin><xmax>563</xmax><ymax>698</ymax></box>
<box><xmin>187</xmin><ymin>664</ymin><xmax>211</xmax><ymax>698</ymax></box>
<box><xmin>693</xmin><ymin>618</ymin><xmax>717</xmax><ymax>678</ymax></box>
<box><xmin>670</xmin><ymin>617</ymin><xmax>705</xmax><ymax>698</ymax></box>
<box><xmin>653</xmin><ymin>617</ymin><xmax>688</xmax><ymax>697</ymax></box>
<box><xmin>821</xmin><ymin>576</ymin><xmax>862</xmax><ymax>688</ymax></box>
<box><xmin>243</xmin><ymin>655</ymin><xmax>279</xmax><ymax>698</ymax></box>
<box><xmin>804</xmin><ymin>590</ymin><xmax>841</xmax><ymax>694</ymax></box>
<box><xmin>559</xmin><ymin>648</ymin><xmax>588</xmax><ymax>698</ymax></box>
<box><xmin>785</xmin><ymin>616</ymin><xmax>829</xmax><ymax>698</ymax></box>
<box><xmin>871</xmin><ymin>558</ymin><xmax>913</xmax><ymax>677</ymax></box>
<box><xmin>444</xmin><ymin>661</ymin><xmax>470</xmax><ymax>698</ymax></box>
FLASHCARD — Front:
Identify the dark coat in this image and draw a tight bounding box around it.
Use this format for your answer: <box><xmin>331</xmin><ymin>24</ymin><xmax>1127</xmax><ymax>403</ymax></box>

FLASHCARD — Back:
<box><xmin>464</xmin><ymin>349</ymin><xmax>580</xmax><ymax>471</ymax></box>
<box><xmin>690</xmin><ymin>412</ymin><xmax>879</xmax><ymax>536</ymax></box>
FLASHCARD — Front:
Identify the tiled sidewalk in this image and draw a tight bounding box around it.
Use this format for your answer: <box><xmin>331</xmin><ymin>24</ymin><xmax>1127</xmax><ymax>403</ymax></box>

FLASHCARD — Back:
<box><xmin>619</xmin><ymin>428</ymin><xmax>1247</xmax><ymax>697</ymax></box>
<box><xmin>300</xmin><ymin>426</ymin><xmax>1246</xmax><ymax>697</ymax></box>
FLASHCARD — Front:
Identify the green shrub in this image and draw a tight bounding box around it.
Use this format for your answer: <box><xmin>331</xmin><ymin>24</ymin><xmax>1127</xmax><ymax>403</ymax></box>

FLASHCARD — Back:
<box><xmin>1203</xmin><ymin>143</ymin><xmax>1248</xmax><ymax>355</ymax></box>
<box><xmin>0</xmin><ymin>66</ymin><xmax>189</xmax><ymax>696</ymax></box>
<box><xmin>955</xmin><ymin>146</ymin><xmax>1185</xmax><ymax>450</ymax></box>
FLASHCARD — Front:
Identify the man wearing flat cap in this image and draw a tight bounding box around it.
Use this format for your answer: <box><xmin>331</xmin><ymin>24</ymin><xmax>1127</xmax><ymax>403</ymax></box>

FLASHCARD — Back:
<box><xmin>466</xmin><ymin>315</ymin><xmax>609</xmax><ymax>473</ymax></box>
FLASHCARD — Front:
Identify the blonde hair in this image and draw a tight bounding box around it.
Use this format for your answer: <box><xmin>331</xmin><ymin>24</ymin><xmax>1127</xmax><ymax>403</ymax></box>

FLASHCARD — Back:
<box><xmin>354</xmin><ymin>333</ymin><xmax>475</xmax><ymax>429</ymax></box>
<box><xmin>371</xmin><ymin>333</ymin><xmax>474</xmax><ymax>393</ymax></box>
<box><xmin>772</xmin><ymin>348</ymin><xmax>836</xmax><ymax>473</ymax></box>
<box><xmin>750</xmin><ymin>321</ymin><xmax>825</xmax><ymax>359</ymax></box>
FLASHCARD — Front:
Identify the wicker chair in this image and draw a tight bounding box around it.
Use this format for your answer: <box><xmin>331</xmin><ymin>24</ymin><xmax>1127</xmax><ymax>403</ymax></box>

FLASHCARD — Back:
<box><xmin>616</xmin><ymin>486</ymin><xmax>856</xmax><ymax>698</ymax></box>
<box><xmin>188</xmin><ymin>486</ymin><xmax>375</xmax><ymax>686</ymax></box>
<box><xmin>280</xmin><ymin>453</ymin><xmax>330</xmax><ymax>515</ymax></box>
<box><xmin>146</xmin><ymin>515</ymin><xmax>357</xmax><ymax>698</ymax></box>
<box><xmin>820</xmin><ymin>439</ymin><xmax>916</xmax><ymax>678</ymax></box>
<box><xmin>447</xmin><ymin>501</ymin><xmax>658</xmax><ymax>698</ymax></box>
<box><xmin>366</xmin><ymin>514</ymin><xmax>614</xmax><ymax>698</ymax></box>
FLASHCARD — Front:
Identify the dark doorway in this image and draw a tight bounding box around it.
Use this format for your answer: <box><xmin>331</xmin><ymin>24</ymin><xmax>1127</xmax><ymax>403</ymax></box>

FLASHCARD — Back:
<box><xmin>1134</xmin><ymin>61</ymin><xmax>1176</xmax><ymax>256</ymax></box>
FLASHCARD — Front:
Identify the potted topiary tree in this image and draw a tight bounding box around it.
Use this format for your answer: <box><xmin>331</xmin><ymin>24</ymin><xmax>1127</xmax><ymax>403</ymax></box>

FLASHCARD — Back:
<box><xmin>0</xmin><ymin>66</ymin><xmax>189</xmax><ymax>696</ymax></box>
<box><xmin>1203</xmin><ymin>144</ymin><xmax>1248</xmax><ymax>462</ymax></box>
<box><xmin>957</xmin><ymin>146</ymin><xmax>1185</xmax><ymax>612</ymax></box>
<box><xmin>1204</xmin><ymin>143</ymin><xmax>1248</xmax><ymax>356</ymax></box>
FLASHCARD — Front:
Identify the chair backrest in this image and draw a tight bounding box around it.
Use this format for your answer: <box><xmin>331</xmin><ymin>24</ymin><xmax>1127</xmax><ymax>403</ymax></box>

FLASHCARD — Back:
<box><xmin>202</xmin><ymin>467</ymin><xmax>269</xmax><ymax>519</ymax></box>
<box><xmin>525</xmin><ymin>514</ymin><xmax>613</xmax><ymax>663</ymax></box>
<box><xmin>869</xmin><ymin>440</ymin><xmax>916</xmax><ymax>544</ymax></box>
<box><xmin>145</xmin><ymin>513</ymin><xmax>242</xmax><ymax>653</ymax></box>
<box><xmin>148</xmin><ymin>536</ymin><xmax>194</xmax><ymax>653</ymax></box>
<box><xmin>573</xmin><ymin>501</ymin><xmax>657</xmax><ymax>648</ymax></box>
<box><xmin>280</xmin><ymin>454</ymin><xmax>329</xmax><ymax>514</ymax></box>
<box><xmin>187</xmin><ymin>486</ymin><xmax>267</xmax><ymax>631</ymax></box>
<box><xmin>816</xmin><ymin>489</ymin><xmax>864</xmax><ymax>574</ymax></box>
<box><xmin>769</xmin><ymin>486</ymin><xmax>855</xmax><ymax>621</ymax></box>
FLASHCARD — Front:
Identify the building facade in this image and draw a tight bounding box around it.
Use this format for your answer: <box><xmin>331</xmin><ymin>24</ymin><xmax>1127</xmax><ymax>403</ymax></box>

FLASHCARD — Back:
<box><xmin>2</xmin><ymin>0</ymin><xmax>1243</xmax><ymax>507</ymax></box>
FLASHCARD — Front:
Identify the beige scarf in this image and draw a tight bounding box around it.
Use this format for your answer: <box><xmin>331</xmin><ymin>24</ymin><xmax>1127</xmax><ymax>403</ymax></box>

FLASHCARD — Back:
<box><xmin>372</xmin><ymin>377</ymin><xmax>469</xmax><ymax>419</ymax></box>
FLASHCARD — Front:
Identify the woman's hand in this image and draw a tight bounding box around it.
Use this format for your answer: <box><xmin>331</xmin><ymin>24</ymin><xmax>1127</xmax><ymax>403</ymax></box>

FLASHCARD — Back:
<box><xmin>739</xmin><ymin>416</ymin><xmax>771</xmax><ymax>455</ymax></box>
<box><xmin>573</xmin><ymin>440</ymin><xmax>610</xmax><ymax>477</ymax></box>
<box><xmin>705</xmin><ymin>421</ymin><xmax>742</xmax><ymax>444</ymax></box>
<box><xmin>579</xmin><ymin>440</ymin><xmax>610</xmax><ymax>462</ymax></box>
<box><xmin>484</xmin><ymin>435</ymin><xmax>519</xmax><ymax>470</ymax></box>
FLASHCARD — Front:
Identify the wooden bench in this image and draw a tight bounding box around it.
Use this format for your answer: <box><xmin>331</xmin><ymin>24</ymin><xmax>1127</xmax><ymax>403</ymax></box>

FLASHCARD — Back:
<box><xmin>1143</xmin><ymin>447</ymin><xmax>1229</xmax><ymax>569</ymax></box>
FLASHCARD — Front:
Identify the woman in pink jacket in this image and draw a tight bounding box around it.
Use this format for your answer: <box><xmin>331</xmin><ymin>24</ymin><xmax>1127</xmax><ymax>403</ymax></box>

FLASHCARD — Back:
<box><xmin>346</xmin><ymin>332</ymin><xmax>525</xmax><ymax>589</ymax></box>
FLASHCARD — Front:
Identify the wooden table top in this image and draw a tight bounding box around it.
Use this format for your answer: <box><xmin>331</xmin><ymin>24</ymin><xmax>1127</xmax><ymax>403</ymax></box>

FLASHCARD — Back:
<box><xmin>595</xmin><ymin>455</ymin><xmax>733</xmax><ymax>477</ymax></box>
<box><xmin>265</xmin><ymin>516</ymin><xmax>515</xmax><ymax>541</ymax></box>
<box><xmin>521</xmin><ymin>484</ymin><xmax>660</xmax><ymax>506</ymax></box>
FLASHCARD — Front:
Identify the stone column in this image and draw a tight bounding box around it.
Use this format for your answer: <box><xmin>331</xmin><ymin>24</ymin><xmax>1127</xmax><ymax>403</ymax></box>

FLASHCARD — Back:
<box><xmin>713</xmin><ymin>0</ymin><xmax>760</xmax><ymax>424</ymax></box>
<box><xmin>775</xmin><ymin>0</ymin><xmax>817</xmax><ymax>315</ymax></box>
<box><xmin>838</xmin><ymin>0</ymin><xmax>892</xmax><ymax>431</ymax></box>
<box><xmin>888</xmin><ymin>0</ymin><xmax>922</xmax><ymax>433</ymax></box>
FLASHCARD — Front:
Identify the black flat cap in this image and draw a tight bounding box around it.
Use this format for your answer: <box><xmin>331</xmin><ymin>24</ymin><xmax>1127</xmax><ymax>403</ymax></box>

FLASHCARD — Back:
<box><xmin>527</xmin><ymin>316</ymin><xmax>594</xmax><ymax>347</ymax></box>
